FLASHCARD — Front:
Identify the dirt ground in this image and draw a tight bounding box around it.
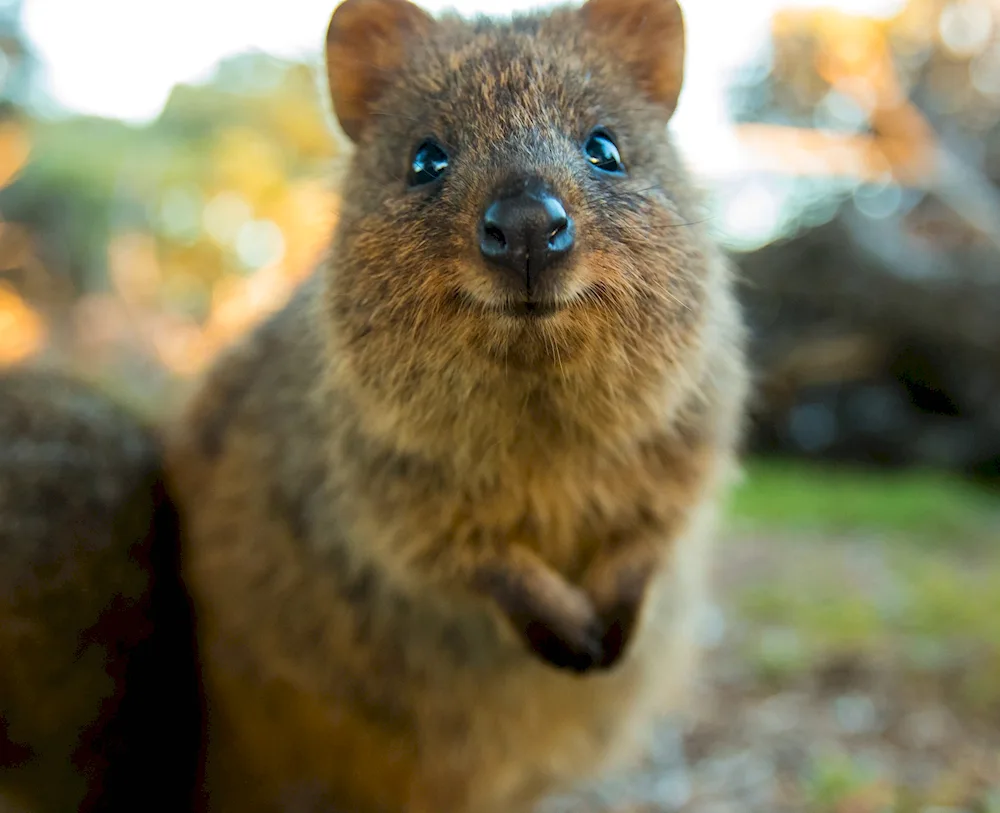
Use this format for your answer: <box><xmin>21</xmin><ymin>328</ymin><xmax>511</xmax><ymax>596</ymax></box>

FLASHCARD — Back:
<box><xmin>543</xmin><ymin>530</ymin><xmax>1000</xmax><ymax>813</ymax></box>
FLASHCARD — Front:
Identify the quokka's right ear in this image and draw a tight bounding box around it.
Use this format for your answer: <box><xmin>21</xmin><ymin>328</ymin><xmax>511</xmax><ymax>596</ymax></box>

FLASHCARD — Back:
<box><xmin>325</xmin><ymin>0</ymin><xmax>434</xmax><ymax>143</ymax></box>
<box><xmin>577</xmin><ymin>0</ymin><xmax>686</xmax><ymax>117</ymax></box>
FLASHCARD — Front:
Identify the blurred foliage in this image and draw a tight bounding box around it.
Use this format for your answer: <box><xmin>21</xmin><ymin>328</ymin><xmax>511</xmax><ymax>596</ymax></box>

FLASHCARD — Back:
<box><xmin>725</xmin><ymin>0</ymin><xmax>1000</xmax><ymax>234</ymax></box>
<box><xmin>0</xmin><ymin>48</ymin><xmax>341</xmax><ymax>413</ymax></box>
<box><xmin>0</xmin><ymin>0</ymin><xmax>34</xmax><ymax>112</ymax></box>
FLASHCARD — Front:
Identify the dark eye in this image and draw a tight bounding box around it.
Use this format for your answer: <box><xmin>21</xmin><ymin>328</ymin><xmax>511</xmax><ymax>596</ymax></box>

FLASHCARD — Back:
<box><xmin>408</xmin><ymin>139</ymin><xmax>449</xmax><ymax>187</ymax></box>
<box><xmin>583</xmin><ymin>129</ymin><xmax>625</xmax><ymax>175</ymax></box>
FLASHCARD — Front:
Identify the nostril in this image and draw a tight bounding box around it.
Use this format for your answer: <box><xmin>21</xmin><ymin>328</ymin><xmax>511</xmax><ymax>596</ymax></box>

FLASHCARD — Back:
<box><xmin>484</xmin><ymin>223</ymin><xmax>507</xmax><ymax>249</ymax></box>
<box><xmin>547</xmin><ymin>214</ymin><xmax>575</xmax><ymax>254</ymax></box>
<box><xmin>540</xmin><ymin>194</ymin><xmax>573</xmax><ymax>256</ymax></box>
<box><xmin>547</xmin><ymin>216</ymin><xmax>568</xmax><ymax>246</ymax></box>
<box><xmin>480</xmin><ymin>201</ymin><xmax>510</xmax><ymax>262</ymax></box>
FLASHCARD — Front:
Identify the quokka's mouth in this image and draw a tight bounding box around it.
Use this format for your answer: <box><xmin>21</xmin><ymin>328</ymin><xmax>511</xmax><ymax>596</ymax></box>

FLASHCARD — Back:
<box><xmin>451</xmin><ymin>289</ymin><xmax>572</xmax><ymax>321</ymax></box>
<box><xmin>503</xmin><ymin>300</ymin><xmax>561</xmax><ymax>319</ymax></box>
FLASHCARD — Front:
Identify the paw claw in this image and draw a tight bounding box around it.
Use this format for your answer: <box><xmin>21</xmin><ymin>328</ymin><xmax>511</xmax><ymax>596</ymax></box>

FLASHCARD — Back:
<box><xmin>523</xmin><ymin>613</ymin><xmax>606</xmax><ymax>673</ymax></box>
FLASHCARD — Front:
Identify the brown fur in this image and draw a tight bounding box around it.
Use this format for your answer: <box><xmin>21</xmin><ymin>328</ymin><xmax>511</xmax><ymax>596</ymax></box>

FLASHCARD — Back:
<box><xmin>0</xmin><ymin>367</ymin><xmax>201</xmax><ymax>813</ymax></box>
<box><xmin>166</xmin><ymin>0</ymin><xmax>749</xmax><ymax>809</ymax></box>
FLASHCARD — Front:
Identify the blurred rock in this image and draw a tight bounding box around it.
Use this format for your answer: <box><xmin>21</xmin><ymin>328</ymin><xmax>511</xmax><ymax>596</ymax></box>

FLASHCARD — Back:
<box><xmin>734</xmin><ymin>204</ymin><xmax>1000</xmax><ymax>481</ymax></box>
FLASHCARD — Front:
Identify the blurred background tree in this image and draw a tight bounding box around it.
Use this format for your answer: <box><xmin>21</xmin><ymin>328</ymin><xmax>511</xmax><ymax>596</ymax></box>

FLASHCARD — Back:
<box><xmin>0</xmin><ymin>41</ymin><xmax>340</xmax><ymax>413</ymax></box>
<box><xmin>719</xmin><ymin>0</ymin><xmax>1000</xmax><ymax>482</ymax></box>
<box><xmin>0</xmin><ymin>0</ymin><xmax>34</xmax><ymax>109</ymax></box>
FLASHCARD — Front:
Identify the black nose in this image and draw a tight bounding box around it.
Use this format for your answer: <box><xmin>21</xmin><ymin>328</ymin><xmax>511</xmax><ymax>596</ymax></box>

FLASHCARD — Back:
<box><xmin>478</xmin><ymin>179</ymin><xmax>575</xmax><ymax>293</ymax></box>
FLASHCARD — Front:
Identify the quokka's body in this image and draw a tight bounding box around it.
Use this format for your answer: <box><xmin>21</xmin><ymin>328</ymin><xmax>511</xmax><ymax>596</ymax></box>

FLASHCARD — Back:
<box><xmin>165</xmin><ymin>0</ymin><xmax>750</xmax><ymax>809</ymax></box>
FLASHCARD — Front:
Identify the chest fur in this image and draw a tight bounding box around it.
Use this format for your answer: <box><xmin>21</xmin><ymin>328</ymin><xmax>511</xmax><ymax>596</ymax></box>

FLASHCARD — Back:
<box><xmin>337</xmin><ymin>428</ymin><xmax>701</xmax><ymax>580</ymax></box>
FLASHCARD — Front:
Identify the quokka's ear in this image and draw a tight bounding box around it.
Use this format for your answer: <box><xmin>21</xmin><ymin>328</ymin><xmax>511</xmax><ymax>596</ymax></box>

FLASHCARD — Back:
<box><xmin>578</xmin><ymin>0</ymin><xmax>686</xmax><ymax>116</ymax></box>
<box><xmin>325</xmin><ymin>0</ymin><xmax>434</xmax><ymax>142</ymax></box>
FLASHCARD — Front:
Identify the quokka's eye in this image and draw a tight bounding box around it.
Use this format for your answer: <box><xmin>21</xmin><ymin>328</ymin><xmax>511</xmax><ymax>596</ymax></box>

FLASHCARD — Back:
<box><xmin>583</xmin><ymin>128</ymin><xmax>625</xmax><ymax>175</ymax></box>
<box><xmin>408</xmin><ymin>139</ymin><xmax>450</xmax><ymax>187</ymax></box>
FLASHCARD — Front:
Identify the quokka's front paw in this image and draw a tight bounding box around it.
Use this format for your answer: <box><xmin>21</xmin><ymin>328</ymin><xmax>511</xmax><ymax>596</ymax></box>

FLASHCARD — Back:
<box><xmin>473</xmin><ymin>546</ymin><xmax>605</xmax><ymax>673</ymax></box>
<box><xmin>583</xmin><ymin>544</ymin><xmax>660</xmax><ymax>671</ymax></box>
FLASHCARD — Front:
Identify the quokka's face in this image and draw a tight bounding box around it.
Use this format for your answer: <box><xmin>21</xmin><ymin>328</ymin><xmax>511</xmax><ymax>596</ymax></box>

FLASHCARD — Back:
<box><xmin>325</xmin><ymin>0</ymin><xmax>710</xmax><ymax>375</ymax></box>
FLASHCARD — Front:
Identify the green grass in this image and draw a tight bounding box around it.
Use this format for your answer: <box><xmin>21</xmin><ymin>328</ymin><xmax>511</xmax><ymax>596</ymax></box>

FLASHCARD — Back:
<box><xmin>700</xmin><ymin>460</ymin><xmax>1000</xmax><ymax>808</ymax></box>
<box><xmin>737</xmin><ymin>552</ymin><xmax>1000</xmax><ymax>710</ymax></box>
<box><xmin>721</xmin><ymin>459</ymin><xmax>1000</xmax><ymax>714</ymax></box>
<box><xmin>800</xmin><ymin>751</ymin><xmax>890</xmax><ymax>812</ymax></box>
<box><xmin>726</xmin><ymin>459</ymin><xmax>1000</xmax><ymax>544</ymax></box>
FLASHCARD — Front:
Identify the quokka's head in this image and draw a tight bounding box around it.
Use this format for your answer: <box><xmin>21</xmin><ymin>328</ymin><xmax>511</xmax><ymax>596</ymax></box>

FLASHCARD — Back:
<box><xmin>322</xmin><ymin>0</ymin><xmax>718</xmax><ymax>437</ymax></box>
